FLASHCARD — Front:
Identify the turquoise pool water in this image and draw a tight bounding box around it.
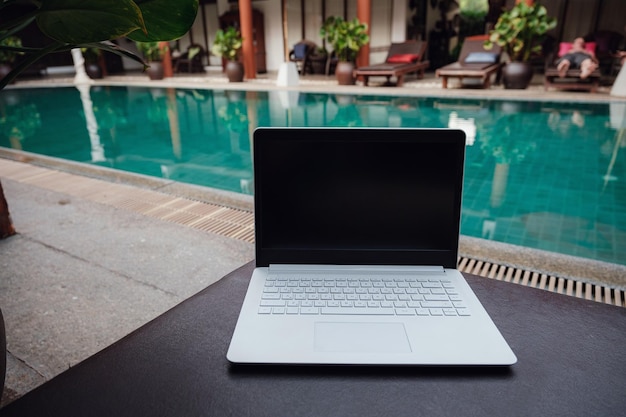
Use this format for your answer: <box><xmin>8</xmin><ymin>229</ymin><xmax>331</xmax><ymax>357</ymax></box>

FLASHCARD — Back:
<box><xmin>1</xmin><ymin>86</ymin><xmax>625</xmax><ymax>266</ymax></box>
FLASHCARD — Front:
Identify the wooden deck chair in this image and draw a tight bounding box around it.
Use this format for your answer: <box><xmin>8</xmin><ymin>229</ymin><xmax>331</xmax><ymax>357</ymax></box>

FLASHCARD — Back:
<box><xmin>174</xmin><ymin>44</ymin><xmax>205</xmax><ymax>73</ymax></box>
<box><xmin>289</xmin><ymin>40</ymin><xmax>316</xmax><ymax>75</ymax></box>
<box><xmin>544</xmin><ymin>41</ymin><xmax>602</xmax><ymax>93</ymax></box>
<box><xmin>436</xmin><ymin>35</ymin><xmax>503</xmax><ymax>89</ymax></box>
<box><xmin>353</xmin><ymin>40</ymin><xmax>429</xmax><ymax>86</ymax></box>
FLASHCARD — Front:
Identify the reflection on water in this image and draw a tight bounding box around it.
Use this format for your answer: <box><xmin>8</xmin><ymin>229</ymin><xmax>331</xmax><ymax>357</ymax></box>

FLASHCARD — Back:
<box><xmin>0</xmin><ymin>86</ymin><xmax>624</xmax><ymax>267</ymax></box>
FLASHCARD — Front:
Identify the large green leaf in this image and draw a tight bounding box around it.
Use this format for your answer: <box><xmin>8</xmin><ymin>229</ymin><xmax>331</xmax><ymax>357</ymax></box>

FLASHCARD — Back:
<box><xmin>128</xmin><ymin>0</ymin><xmax>199</xmax><ymax>42</ymax></box>
<box><xmin>36</xmin><ymin>0</ymin><xmax>145</xmax><ymax>44</ymax></box>
<box><xmin>0</xmin><ymin>41</ymin><xmax>68</xmax><ymax>89</ymax></box>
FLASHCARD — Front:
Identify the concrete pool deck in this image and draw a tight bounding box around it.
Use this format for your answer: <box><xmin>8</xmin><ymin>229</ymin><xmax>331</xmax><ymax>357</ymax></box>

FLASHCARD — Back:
<box><xmin>9</xmin><ymin>67</ymin><xmax>625</xmax><ymax>102</ymax></box>
<box><xmin>1</xmin><ymin>70</ymin><xmax>626</xmax><ymax>406</ymax></box>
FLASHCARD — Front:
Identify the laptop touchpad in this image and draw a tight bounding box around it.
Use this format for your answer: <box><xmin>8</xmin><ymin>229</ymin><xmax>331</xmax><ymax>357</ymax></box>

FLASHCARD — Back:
<box><xmin>314</xmin><ymin>322</ymin><xmax>411</xmax><ymax>353</ymax></box>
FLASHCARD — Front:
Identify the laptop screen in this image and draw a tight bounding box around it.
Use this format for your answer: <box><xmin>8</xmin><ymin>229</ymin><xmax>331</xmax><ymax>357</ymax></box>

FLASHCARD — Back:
<box><xmin>254</xmin><ymin>128</ymin><xmax>465</xmax><ymax>268</ymax></box>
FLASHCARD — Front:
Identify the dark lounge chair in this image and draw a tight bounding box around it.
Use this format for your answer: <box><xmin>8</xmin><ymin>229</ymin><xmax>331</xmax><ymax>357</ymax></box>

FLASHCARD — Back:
<box><xmin>584</xmin><ymin>30</ymin><xmax>624</xmax><ymax>75</ymax></box>
<box><xmin>289</xmin><ymin>40</ymin><xmax>316</xmax><ymax>75</ymax></box>
<box><xmin>353</xmin><ymin>40</ymin><xmax>429</xmax><ymax>86</ymax></box>
<box><xmin>436</xmin><ymin>35</ymin><xmax>502</xmax><ymax>89</ymax></box>
<box><xmin>174</xmin><ymin>44</ymin><xmax>205</xmax><ymax>73</ymax></box>
<box><xmin>544</xmin><ymin>41</ymin><xmax>601</xmax><ymax>93</ymax></box>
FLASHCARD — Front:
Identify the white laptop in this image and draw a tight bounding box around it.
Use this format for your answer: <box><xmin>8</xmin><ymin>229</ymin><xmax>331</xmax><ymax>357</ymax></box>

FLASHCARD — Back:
<box><xmin>227</xmin><ymin>127</ymin><xmax>517</xmax><ymax>366</ymax></box>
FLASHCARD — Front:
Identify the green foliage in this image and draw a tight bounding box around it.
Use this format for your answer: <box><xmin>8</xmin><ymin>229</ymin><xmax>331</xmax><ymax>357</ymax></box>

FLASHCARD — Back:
<box><xmin>188</xmin><ymin>45</ymin><xmax>201</xmax><ymax>61</ymax></box>
<box><xmin>211</xmin><ymin>27</ymin><xmax>243</xmax><ymax>61</ymax></box>
<box><xmin>0</xmin><ymin>103</ymin><xmax>41</xmax><ymax>142</ymax></box>
<box><xmin>320</xmin><ymin>17</ymin><xmax>369</xmax><ymax>62</ymax></box>
<box><xmin>485</xmin><ymin>1</ymin><xmax>556</xmax><ymax>62</ymax></box>
<box><xmin>127</xmin><ymin>0</ymin><xmax>199</xmax><ymax>43</ymax></box>
<box><xmin>36</xmin><ymin>0</ymin><xmax>145</xmax><ymax>44</ymax></box>
<box><xmin>80</xmin><ymin>47</ymin><xmax>101</xmax><ymax>64</ymax></box>
<box><xmin>0</xmin><ymin>36</ymin><xmax>23</xmax><ymax>64</ymax></box>
<box><xmin>478</xmin><ymin>113</ymin><xmax>536</xmax><ymax>164</ymax></box>
<box><xmin>31</xmin><ymin>0</ymin><xmax>197</xmax><ymax>44</ymax></box>
<box><xmin>0</xmin><ymin>0</ymin><xmax>199</xmax><ymax>88</ymax></box>
<box><xmin>458</xmin><ymin>0</ymin><xmax>488</xmax><ymax>43</ymax></box>
<box><xmin>459</xmin><ymin>0</ymin><xmax>488</xmax><ymax>21</ymax></box>
<box><xmin>136</xmin><ymin>41</ymin><xmax>166</xmax><ymax>62</ymax></box>
<box><xmin>218</xmin><ymin>102</ymin><xmax>248</xmax><ymax>133</ymax></box>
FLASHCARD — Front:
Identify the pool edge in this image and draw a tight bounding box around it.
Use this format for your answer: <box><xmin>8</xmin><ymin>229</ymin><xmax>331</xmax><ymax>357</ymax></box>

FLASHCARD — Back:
<box><xmin>1</xmin><ymin>148</ymin><xmax>624</xmax><ymax>295</ymax></box>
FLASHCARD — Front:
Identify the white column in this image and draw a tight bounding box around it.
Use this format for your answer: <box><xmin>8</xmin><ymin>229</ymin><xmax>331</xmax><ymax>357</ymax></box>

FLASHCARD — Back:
<box><xmin>75</xmin><ymin>83</ymin><xmax>105</xmax><ymax>162</ymax></box>
<box><xmin>71</xmin><ymin>48</ymin><xmax>92</xmax><ymax>85</ymax></box>
<box><xmin>276</xmin><ymin>62</ymin><xmax>300</xmax><ymax>86</ymax></box>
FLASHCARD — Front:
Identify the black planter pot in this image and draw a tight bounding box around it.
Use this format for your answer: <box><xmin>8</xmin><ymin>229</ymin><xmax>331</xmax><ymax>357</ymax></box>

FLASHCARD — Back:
<box><xmin>0</xmin><ymin>63</ymin><xmax>13</xmax><ymax>84</ymax></box>
<box><xmin>502</xmin><ymin>61</ymin><xmax>534</xmax><ymax>89</ymax></box>
<box><xmin>335</xmin><ymin>61</ymin><xmax>356</xmax><ymax>85</ymax></box>
<box><xmin>85</xmin><ymin>62</ymin><xmax>103</xmax><ymax>79</ymax></box>
<box><xmin>310</xmin><ymin>55</ymin><xmax>327</xmax><ymax>74</ymax></box>
<box><xmin>146</xmin><ymin>62</ymin><xmax>164</xmax><ymax>80</ymax></box>
<box><xmin>225</xmin><ymin>61</ymin><xmax>244</xmax><ymax>82</ymax></box>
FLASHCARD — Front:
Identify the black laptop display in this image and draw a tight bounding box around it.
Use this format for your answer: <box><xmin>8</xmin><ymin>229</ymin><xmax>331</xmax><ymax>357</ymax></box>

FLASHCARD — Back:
<box><xmin>254</xmin><ymin>128</ymin><xmax>465</xmax><ymax>268</ymax></box>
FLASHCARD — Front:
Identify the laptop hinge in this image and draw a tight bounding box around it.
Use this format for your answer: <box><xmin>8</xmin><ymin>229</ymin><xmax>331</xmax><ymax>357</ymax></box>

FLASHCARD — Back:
<box><xmin>268</xmin><ymin>264</ymin><xmax>445</xmax><ymax>274</ymax></box>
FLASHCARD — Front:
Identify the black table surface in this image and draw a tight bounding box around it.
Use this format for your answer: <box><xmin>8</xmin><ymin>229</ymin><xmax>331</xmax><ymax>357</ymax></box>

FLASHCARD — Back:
<box><xmin>2</xmin><ymin>262</ymin><xmax>625</xmax><ymax>417</ymax></box>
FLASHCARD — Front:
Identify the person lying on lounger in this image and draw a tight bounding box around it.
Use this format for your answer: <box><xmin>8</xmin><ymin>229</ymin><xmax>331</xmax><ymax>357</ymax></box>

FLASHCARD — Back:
<box><xmin>556</xmin><ymin>37</ymin><xmax>599</xmax><ymax>79</ymax></box>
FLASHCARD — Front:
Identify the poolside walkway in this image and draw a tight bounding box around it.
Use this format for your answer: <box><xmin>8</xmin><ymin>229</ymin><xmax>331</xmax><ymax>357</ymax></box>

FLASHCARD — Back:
<box><xmin>11</xmin><ymin>68</ymin><xmax>623</xmax><ymax>102</ymax></box>
<box><xmin>0</xmin><ymin>158</ymin><xmax>255</xmax><ymax>406</ymax></box>
<box><xmin>1</xmin><ymin>69</ymin><xmax>626</xmax><ymax>407</ymax></box>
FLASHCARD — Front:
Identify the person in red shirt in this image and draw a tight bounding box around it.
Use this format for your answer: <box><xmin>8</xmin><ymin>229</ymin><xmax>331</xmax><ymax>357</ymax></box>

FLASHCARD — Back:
<box><xmin>556</xmin><ymin>37</ymin><xmax>599</xmax><ymax>79</ymax></box>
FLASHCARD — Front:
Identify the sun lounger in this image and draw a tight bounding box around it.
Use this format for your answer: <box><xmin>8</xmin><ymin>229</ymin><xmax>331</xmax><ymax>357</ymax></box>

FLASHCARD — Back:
<box><xmin>174</xmin><ymin>44</ymin><xmax>205</xmax><ymax>73</ymax></box>
<box><xmin>289</xmin><ymin>40</ymin><xmax>317</xmax><ymax>75</ymax></box>
<box><xmin>353</xmin><ymin>41</ymin><xmax>429</xmax><ymax>86</ymax></box>
<box><xmin>436</xmin><ymin>36</ymin><xmax>502</xmax><ymax>89</ymax></box>
<box><xmin>544</xmin><ymin>42</ymin><xmax>601</xmax><ymax>93</ymax></box>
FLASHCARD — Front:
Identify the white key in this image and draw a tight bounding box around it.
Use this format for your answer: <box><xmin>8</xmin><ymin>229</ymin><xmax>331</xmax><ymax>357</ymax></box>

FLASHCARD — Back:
<box><xmin>395</xmin><ymin>308</ymin><xmax>416</xmax><ymax>316</ymax></box>
<box><xmin>424</xmin><ymin>294</ymin><xmax>449</xmax><ymax>301</ymax></box>
<box><xmin>300</xmin><ymin>307</ymin><xmax>319</xmax><ymax>315</ymax></box>
<box><xmin>421</xmin><ymin>301</ymin><xmax>453</xmax><ymax>309</ymax></box>
<box><xmin>415</xmin><ymin>308</ymin><xmax>430</xmax><ymax>316</ymax></box>
<box><xmin>260</xmin><ymin>300</ymin><xmax>286</xmax><ymax>307</ymax></box>
<box><xmin>261</xmin><ymin>293</ymin><xmax>280</xmax><ymax>300</ymax></box>
<box><xmin>321</xmin><ymin>307</ymin><xmax>394</xmax><ymax>315</ymax></box>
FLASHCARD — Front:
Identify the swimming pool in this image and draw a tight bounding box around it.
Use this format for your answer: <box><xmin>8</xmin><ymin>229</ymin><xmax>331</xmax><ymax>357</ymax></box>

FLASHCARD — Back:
<box><xmin>1</xmin><ymin>86</ymin><xmax>625</xmax><ymax>266</ymax></box>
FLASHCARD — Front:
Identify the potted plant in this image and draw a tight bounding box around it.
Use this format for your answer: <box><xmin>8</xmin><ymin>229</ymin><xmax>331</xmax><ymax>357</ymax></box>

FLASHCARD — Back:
<box><xmin>211</xmin><ymin>27</ymin><xmax>244</xmax><ymax>82</ymax></box>
<box><xmin>136</xmin><ymin>41</ymin><xmax>168</xmax><ymax>80</ymax></box>
<box><xmin>81</xmin><ymin>47</ymin><xmax>103</xmax><ymax>79</ymax></box>
<box><xmin>458</xmin><ymin>0</ymin><xmax>489</xmax><ymax>41</ymax></box>
<box><xmin>484</xmin><ymin>1</ymin><xmax>556</xmax><ymax>89</ymax></box>
<box><xmin>320</xmin><ymin>16</ymin><xmax>369</xmax><ymax>85</ymax></box>
<box><xmin>0</xmin><ymin>36</ymin><xmax>23</xmax><ymax>82</ymax></box>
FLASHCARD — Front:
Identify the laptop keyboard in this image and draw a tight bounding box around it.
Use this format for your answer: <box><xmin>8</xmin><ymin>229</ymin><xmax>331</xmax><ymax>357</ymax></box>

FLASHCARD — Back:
<box><xmin>259</xmin><ymin>274</ymin><xmax>470</xmax><ymax>317</ymax></box>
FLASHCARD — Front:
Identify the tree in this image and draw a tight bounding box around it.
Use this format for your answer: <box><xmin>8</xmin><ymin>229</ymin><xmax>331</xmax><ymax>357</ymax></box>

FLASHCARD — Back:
<box><xmin>0</xmin><ymin>0</ymin><xmax>199</xmax><ymax>238</ymax></box>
